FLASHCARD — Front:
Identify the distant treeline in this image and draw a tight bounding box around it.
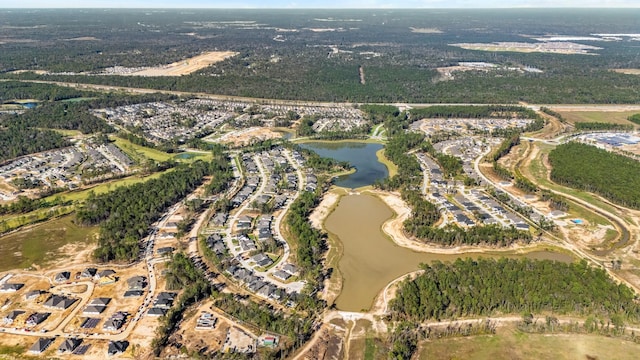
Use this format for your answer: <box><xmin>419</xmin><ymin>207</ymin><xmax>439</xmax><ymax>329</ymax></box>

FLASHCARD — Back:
<box><xmin>574</xmin><ymin>122</ymin><xmax>633</xmax><ymax>131</ymax></box>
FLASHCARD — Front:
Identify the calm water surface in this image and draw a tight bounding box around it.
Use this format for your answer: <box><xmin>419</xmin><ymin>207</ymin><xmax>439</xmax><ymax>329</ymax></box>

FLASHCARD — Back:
<box><xmin>298</xmin><ymin>142</ymin><xmax>388</xmax><ymax>188</ymax></box>
<box><xmin>326</xmin><ymin>194</ymin><xmax>573</xmax><ymax>312</ymax></box>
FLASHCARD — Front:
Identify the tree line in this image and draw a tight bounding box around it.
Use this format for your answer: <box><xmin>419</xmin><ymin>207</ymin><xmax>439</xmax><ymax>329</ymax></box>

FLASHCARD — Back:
<box><xmin>549</xmin><ymin>142</ymin><xmax>640</xmax><ymax>209</ymax></box>
<box><xmin>628</xmin><ymin>113</ymin><xmax>640</xmax><ymax>125</ymax></box>
<box><xmin>391</xmin><ymin>258</ymin><xmax>640</xmax><ymax>322</ymax></box>
<box><xmin>408</xmin><ymin>105</ymin><xmax>539</xmax><ymax>121</ymax></box>
<box><xmin>574</xmin><ymin>122</ymin><xmax>633</xmax><ymax>131</ymax></box>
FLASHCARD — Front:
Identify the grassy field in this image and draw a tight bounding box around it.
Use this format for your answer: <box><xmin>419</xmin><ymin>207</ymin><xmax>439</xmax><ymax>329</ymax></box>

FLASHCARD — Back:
<box><xmin>43</xmin><ymin>169</ymin><xmax>172</xmax><ymax>203</ymax></box>
<box><xmin>0</xmin><ymin>215</ymin><xmax>98</xmax><ymax>271</ymax></box>
<box><xmin>49</xmin><ymin>128</ymin><xmax>83</xmax><ymax>136</ymax></box>
<box><xmin>418</xmin><ymin>329</ymin><xmax>640</xmax><ymax>360</ymax></box>
<box><xmin>112</xmin><ymin>137</ymin><xmax>174</xmax><ymax>162</ymax></box>
<box><xmin>0</xmin><ymin>205</ymin><xmax>75</xmax><ymax>233</ymax></box>
<box><xmin>376</xmin><ymin>148</ymin><xmax>398</xmax><ymax>178</ymax></box>
<box><xmin>558</xmin><ymin>110</ymin><xmax>639</xmax><ymax>127</ymax></box>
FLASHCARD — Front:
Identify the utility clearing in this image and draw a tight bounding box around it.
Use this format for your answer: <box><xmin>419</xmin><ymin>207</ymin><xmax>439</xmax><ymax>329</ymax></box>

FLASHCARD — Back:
<box><xmin>113</xmin><ymin>51</ymin><xmax>238</xmax><ymax>76</ymax></box>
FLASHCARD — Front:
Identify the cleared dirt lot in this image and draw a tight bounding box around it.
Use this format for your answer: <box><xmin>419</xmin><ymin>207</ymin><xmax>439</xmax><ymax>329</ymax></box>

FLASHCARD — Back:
<box><xmin>127</xmin><ymin>51</ymin><xmax>238</xmax><ymax>76</ymax></box>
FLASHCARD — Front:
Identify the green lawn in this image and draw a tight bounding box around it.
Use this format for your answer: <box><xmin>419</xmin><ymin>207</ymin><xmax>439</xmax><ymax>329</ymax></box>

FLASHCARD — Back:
<box><xmin>112</xmin><ymin>137</ymin><xmax>174</xmax><ymax>162</ymax></box>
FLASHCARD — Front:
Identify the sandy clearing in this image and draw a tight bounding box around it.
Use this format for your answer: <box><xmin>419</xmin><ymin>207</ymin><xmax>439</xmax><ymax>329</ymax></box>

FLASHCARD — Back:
<box><xmin>612</xmin><ymin>69</ymin><xmax>640</xmax><ymax>75</ymax></box>
<box><xmin>410</xmin><ymin>27</ymin><xmax>443</xmax><ymax>34</ymax></box>
<box><xmin>547</xmin><ymin>105</ymin><xmax>640</xmax><ymax>111</ymax></box>
<box><xmin>218</xmin><ymin>127</ymin><xmax>282</xmax><ymax>147</ymax></box>
<box><xmin>63</xmin><ymin>36</ymin><xmax>100</xmax><ymax>41</ymax></box>
<box><xmin>309</xmin><ymin>191</ymin><xmax>341</xmax><ymax>230</ymax></box>
<box><xmin>125</xmin><ymin>51</ymin><xmax>238</xmax><ymax>76</ymax></box>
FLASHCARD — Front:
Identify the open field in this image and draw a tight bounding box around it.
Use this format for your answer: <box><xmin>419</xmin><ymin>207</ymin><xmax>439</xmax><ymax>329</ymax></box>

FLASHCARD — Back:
<box><xmin>0</xmin><ymin>205</ymin><xmax>75</xmax><ymax>234</ymax></box>
<box><xmin>112</xmin><ymin>137</ymin><xmax>174</xmax><ymax>162</ymax></box>
<box><xmin>116</xmin><ymin>51</ymin><xmax>238</xmax><ymax>76</ymax></box>
<box><xmin>612</xmin><ymin>69</ymin><xmax>640</xmax><ymax>75</ymax></box>
<box><xmin>409</xmin><ymin>27</ymin><xmax>442</xmax><ymax>34</ymax></box>
<box><xmin>43</xmin><ymin>169</ymin><xmax>172</xmax><ymax>203</ymax></box>
<box><xmin>417</xmin><ymin>329</ymin><xmax>640</xmax><ymax>360</ymax></box>
<box><xmin>0</xmin><ymin>215</ymin><xmax>97</xmax><ymax>271</ymax></box>
<box><xmin>556</xmin><ymin>110</ymin><xmax>639</xmax><ymax>126</ymax></box>
<box><xmin>449</xmin><ymin>42</ymin><xmax>602</xmax><ymax>55</ymax></box>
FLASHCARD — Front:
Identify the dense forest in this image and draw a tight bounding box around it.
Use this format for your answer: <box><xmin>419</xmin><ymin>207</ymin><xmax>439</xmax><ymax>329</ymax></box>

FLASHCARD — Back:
<box><xmin>77</xmin><ymin>156</ymin><xmax>231</xmax><ymax>262</ymax></box>
<box><xmin>6</xmin><ymin>102</ymin><xmax>113</xmax><ymax>134</ymax></box>
<box><xmin>0</xmin><ymin>81</ymin><xmax>96</xmax><ymax>102</ymax></box>
<box><xmin>391</xmin><ymin>258</ymin><xmax>640</xmax><ymax>322</ymax></box>
<box><xmin>549</xmin><ymin>142</ymin><xmax>640</xmax><ymax>209</ymax></box>
<box><xmin>3</xmin><ymin>10</ymin><xmax>640</xmax><ymax>103</ymax></box>
<box><xmin>0</xmin><ymin>125</ymin><xmax>69</xmax><ymax>162</ymax></box>
<box><xmin>285</xmin><ymin>191</ymin><xmax>326</xmax><ymax>285</ymax></box>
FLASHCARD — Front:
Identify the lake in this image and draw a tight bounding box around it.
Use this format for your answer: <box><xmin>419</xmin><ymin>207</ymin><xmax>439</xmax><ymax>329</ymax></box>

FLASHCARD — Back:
<box><xmin>298</xmin><ymin>142</ymin><xmax>388</xmax><ymax>188</ymax></box>
<box><xmin>325</xmin><ymin>194</ymin><xmax>574</xmax><ymax>312</ymax></box>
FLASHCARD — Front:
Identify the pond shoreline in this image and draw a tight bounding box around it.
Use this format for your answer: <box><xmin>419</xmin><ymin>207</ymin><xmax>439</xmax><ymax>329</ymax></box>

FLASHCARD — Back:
<box><xmin>317</xmin><ymin>189</ymin><xmax>574</xmax><ymax>312</ymax></box>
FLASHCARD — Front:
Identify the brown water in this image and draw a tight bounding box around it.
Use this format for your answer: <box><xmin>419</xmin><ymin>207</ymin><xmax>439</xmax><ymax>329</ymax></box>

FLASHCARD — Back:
<box><xmin>326</xmin><ymin>194</ymin><xmax>573</xmax><ymax>312</ymax></box>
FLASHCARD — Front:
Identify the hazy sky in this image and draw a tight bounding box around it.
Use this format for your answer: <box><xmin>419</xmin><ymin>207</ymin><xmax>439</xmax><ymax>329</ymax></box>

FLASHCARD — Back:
<box><xmin>4</xmin><ymin>0</ymin><xmax>640</xmax><ymax>8</ymax></box>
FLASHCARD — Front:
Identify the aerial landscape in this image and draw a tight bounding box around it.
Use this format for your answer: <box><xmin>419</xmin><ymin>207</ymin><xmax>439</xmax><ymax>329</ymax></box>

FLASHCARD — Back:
<box><xmin>2</xmin><ymin>4</ymin><xmax>640</xmax><ymax>360</ymax></box>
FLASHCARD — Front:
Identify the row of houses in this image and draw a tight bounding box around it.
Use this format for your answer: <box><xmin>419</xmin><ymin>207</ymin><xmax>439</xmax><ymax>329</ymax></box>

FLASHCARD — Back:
<box><xmin>27</xmin><ymin>337</ymin><xmax>123</xmax><ymax>356</ymax></box>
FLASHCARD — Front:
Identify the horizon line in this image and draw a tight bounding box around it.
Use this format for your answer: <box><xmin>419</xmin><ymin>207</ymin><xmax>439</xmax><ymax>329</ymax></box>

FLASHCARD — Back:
<box><xmin>2</xmin><ymin>7</ymin><xmax>640</xmax><ymax>9</ymax></box>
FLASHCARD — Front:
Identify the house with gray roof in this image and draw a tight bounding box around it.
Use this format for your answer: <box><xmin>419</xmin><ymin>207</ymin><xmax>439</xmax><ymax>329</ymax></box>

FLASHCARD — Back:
<box><xmin>54</xmin><ymin>271</ymin><xmax>70</xmax><ymax>283</ymax></box>
<box><xmin>89</xmin><ymin>297</ymin><xmax>111</xmax><ymax>306</ymax></box>
<box><xmin>252</xmin><ymin>253</ymin><xmax>273</xmax><ymax>268</ymax></box>
<box><xmin>25</xmin><ymin>290</ymin><xmax>46</xmax><ymax>300</ymax></box>
<box><xmin>44</xmin><ymin>295</ymin><xmax>77</xmax><ymax>310</ymax></box>
<box><xmin>80</xmin><ymin>268</ymin><xmax>97</xmax><ymax>279</ymax></box>
<box><xmin>107</xmin><ymin>341</ymin><xmax>128</xmax><ymax>356</ymax></box>
<box><xmin>273</xmin><ymin>270</ymin><xmax>291</xmax><ymax>281</ymax></box>
<box><xmin>127</xmin><ymin>276</ymin><xmax>147</xmax><ymax>290</ymax></box>
<box><xmin>83</xmin><ymin>305</ymin><xmax>106</xmax><ymax>315</ymax></box>
<box><xmin>29</xmin><ymin>338</ymin><xmax>54</xmax><ymax>354</ymax></box>
<box><xmin>58</xmin><ymin>338</ymin><xmax>82</xmax><ymax>354</ymax></box>
<box><xmin>0</xmin><ymin>282</ymin><xmax>24</xmax><ymax>293</ymax></box>
<box><xmin>2</xmin><ymin>310</ymin><xmax>25</xmax><ymax>325</ymax></box>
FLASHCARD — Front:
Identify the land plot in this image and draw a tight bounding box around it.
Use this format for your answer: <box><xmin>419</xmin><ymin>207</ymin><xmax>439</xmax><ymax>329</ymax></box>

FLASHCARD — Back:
<box><xmin>557</xmin><ymin>110</ymin><xmax>639</xmax><ymax>127</ymax></box>
<box><xmin>417</xmin><ymin>329</ymin><xmax>640</xmax><ymax>360</ymax></box>
<box><xmin>114</xmin><ymin>51</ymin><xmax>238</xmax><ymax>76</ymax></box>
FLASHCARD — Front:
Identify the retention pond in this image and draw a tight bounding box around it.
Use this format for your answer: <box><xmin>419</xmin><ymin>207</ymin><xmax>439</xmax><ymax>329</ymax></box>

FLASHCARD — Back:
<box><xmin>298</xmin><ymin>141</ymin><xmax>388</xmax><ymax>188</ymax></box>
<box><xmin>326</xmin><ymin>194</ymin><xmax>574</xmax><ymax>312</ymax></box>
